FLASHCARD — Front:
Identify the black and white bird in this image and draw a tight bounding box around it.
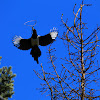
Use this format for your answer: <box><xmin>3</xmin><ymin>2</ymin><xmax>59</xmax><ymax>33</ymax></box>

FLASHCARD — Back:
<box><xmin>12</xmin><ymin>27</ymin><xmax>58</xmax><ymax>64</ymax></box>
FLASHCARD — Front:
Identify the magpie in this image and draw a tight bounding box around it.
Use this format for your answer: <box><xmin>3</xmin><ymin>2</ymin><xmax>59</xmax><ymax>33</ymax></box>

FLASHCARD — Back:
<box><xmin>12</xmin><ymin>27</ymin><xmax>58</xmax><ymax>64</ymax></box>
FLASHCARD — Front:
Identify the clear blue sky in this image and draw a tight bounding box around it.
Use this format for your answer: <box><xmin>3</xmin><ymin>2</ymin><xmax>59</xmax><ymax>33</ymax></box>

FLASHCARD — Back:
<box><xmin>0</xmin><ymin>0</ymin><xmax>100</xmax><ymax>100</ymax></box>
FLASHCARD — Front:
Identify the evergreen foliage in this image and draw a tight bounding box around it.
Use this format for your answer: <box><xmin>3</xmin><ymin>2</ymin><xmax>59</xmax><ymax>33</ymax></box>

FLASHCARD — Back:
<box><xmin>0</xmin><ymin>57</ymin><xmax>16</xmax><ymax>100</ymax></box>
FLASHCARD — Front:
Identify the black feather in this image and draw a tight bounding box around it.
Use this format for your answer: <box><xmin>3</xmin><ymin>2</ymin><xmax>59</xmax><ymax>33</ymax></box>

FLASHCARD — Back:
<box><xmin>30</xmin><ymin>45</ymin><xmax>41</xmax><ymax>64</ymax></box>
<box><xmin>39</xmin><ymin>34</ymin><xmax>55</xmax><ymax>46</ymax></box>
<box><xmin>18</xmin><ymin>39</ymin><xmax>31</xmax><ymax>50</ymax></box>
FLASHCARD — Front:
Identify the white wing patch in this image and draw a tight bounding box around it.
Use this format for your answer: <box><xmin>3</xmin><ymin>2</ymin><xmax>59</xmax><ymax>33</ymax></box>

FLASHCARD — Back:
<box><xmin>50</xmin><ymin>27</ymin><xmax>58</xmax><ymax>39</ymax></box>
<box><xmin>50</xmin><ymin>32</ymin><xmax>58</xmax><ymax>39</ymax></box>
<box><xmin>13</xmin><ymin>35</ymin><xmax>22</xmax><ymax>47</ymax></box>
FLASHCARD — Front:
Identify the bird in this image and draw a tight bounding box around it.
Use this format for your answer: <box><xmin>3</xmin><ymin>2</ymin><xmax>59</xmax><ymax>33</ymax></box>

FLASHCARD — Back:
<box><xmin>12</xmin><ymin>27</ymin><xmax>58</xmax><ymax>64</ymax></box>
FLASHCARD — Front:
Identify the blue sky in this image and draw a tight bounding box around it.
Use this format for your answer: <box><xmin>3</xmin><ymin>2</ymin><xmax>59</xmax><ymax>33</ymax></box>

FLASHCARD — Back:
<box><xmin>0</xmin><ymin>0</ymin><xmax>100</xmax><ymax>100</ymax></box>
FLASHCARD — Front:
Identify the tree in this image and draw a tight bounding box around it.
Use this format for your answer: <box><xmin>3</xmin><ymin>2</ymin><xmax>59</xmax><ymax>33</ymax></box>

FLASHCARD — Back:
<box><xmin>0</xmin><ymin>57</ymin><xmax>16</xmax><ymax>100</ymax></box>
<box><xmin>34</xmin><ymin>1</ymin><xmax>100</xmax><ymax>100</ymax></box>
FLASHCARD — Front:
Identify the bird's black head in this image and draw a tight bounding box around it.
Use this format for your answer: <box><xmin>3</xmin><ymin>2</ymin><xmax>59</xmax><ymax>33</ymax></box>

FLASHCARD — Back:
<box><xmin>32</xmin><ymin>27</ymin><xmax>37</xmax><ymax>39</ymax></box>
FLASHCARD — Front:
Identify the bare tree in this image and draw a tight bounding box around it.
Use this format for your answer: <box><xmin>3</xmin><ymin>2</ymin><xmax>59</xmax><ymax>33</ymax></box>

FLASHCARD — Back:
<box><xmin>34</xmin><ymin>1</ymin><xmax>100</xmax><ymax>100</ymax></box>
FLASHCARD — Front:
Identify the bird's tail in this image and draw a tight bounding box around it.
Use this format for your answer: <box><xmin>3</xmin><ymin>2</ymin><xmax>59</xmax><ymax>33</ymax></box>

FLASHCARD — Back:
<box><xmin>30</xmin><ymin>45</ymin><xmax>41</xmax><ymax>64</ymax></box>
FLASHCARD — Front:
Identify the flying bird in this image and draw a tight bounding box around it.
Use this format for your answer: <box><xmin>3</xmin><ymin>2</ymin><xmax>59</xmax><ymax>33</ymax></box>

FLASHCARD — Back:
<box><xmin>12</xmin><ymin>27</ymin><xmax>58</xmax><ymax>64</ymax></box>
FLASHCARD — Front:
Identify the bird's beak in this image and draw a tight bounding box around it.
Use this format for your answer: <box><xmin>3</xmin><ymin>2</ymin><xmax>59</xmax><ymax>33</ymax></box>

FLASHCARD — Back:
<box><xmin>32</xmin><ymin>27</ymin><xmax>34</xmax><ymax>30</ymax></box>
<box><xmin>31</xmin><ymin>27</ymin><xmax>34</xmax><ymax>34</ymax></box>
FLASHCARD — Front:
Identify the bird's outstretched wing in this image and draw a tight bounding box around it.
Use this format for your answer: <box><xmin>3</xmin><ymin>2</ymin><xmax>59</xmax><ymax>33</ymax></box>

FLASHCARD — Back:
<box><xmin>39</xmin><ymin>27</ymin><xmax>58</xmax><ymax>46</ymax></box>
<box><xmin>12</xmin><ymin>35</ymin><xmax>31</xmax><ymax>50</ymax></box>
